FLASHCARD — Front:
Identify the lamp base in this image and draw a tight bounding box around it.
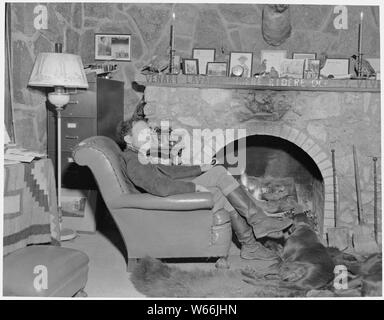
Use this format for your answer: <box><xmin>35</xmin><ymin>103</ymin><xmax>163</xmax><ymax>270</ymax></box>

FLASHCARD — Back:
<box><xmin>60</xmin><ymin>227</ymin><xmax>78</xmax><ymax>241</ymax></box>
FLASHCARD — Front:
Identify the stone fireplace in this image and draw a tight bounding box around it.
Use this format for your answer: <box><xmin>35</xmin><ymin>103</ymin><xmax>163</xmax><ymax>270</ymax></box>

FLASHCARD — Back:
<box><xmin>142</xmin><ymin>79</ymin><xmax>381</xmax><ymax>240</ymax></box>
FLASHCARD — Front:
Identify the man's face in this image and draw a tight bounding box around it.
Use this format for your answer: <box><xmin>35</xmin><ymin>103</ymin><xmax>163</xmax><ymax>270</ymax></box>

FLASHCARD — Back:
<box><xmin>124</xmin><ymin>120</ymin><xmax>152</xmax><ymax>150</ymax></box>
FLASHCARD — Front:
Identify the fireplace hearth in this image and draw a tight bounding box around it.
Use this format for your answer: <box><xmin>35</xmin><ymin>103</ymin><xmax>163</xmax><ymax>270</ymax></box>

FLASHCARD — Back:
<box><xmin>218</xmin><ymin>134</ymin><xmax>324</xmax><ymax>234</ymax></box>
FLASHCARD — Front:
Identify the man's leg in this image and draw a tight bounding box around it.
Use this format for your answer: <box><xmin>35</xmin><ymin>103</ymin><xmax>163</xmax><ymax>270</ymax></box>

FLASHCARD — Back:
<box><xmin>193</xmin><ymin>165</ymin><xmax>292</xmax><ymax>239</ymax></box>
<box><xmin>205</xmin><ymin>186</ymin><xmax>277</xmax><ymax>260</ymax></box>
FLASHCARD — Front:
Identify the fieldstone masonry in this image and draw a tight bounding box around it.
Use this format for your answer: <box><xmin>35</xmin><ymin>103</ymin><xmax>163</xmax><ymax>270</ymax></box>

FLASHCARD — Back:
<box><xmin>8</xmin><ymin>3</ymin><xmax>381</xmax><ymax>239</ymax></box>
<box><xmin>144</xmin><ymin>86</ymin><xmax>381</xmax><ymax>239</ymax></box>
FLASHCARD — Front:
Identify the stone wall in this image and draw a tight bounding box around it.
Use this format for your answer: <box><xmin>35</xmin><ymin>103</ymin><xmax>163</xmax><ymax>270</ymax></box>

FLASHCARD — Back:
<box><xmin>10</xmin><ymin>3</ymin><xmax>380</xmax><ymax>152</ymax></box>
<box><xmin>144</xmin><ymin>86</ymin><xmax>381</xmax><ymax>239</ymax></box>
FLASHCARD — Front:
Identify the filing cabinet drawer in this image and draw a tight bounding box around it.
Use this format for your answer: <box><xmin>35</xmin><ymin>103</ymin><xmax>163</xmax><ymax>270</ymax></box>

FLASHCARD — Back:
<box><xmin>61</xmin><ymin>118</ymin><xmax>97</xmax><ymax>151</ymax></box>
<box><xmin>61</xmin><ymin>90</ymin><xmax>97</xmax><ymax>117</ymax></box>
<box><xmin>61</xmin><ymin>151</ymin><xmax>96</xmax><ymax>189</ymax></box>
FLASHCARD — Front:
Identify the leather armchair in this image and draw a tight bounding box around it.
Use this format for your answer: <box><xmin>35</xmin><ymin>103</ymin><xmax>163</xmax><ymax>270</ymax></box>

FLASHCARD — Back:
<box><xmin>72</xmin><ymin>136</ymin><xmax>232</xmax><ymax>270</ymax></box>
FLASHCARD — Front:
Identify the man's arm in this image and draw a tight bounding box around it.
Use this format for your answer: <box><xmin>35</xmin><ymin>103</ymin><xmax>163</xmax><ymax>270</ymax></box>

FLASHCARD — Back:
<box><xmin>124</xmin><ymin>153</ymin><xmax>197</xmax><ymax>197</ymax></box>
<box><xmin>156</xmin><ymin>163</ymin><xmax>202</xmax><ymax>179</ymax></box>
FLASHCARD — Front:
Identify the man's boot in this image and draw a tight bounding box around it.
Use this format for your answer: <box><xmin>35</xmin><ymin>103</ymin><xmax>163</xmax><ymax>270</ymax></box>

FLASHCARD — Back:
<box><xmin>226</xmin><ymin>186</ymin><xmax>292</xmax><ymax>239</ymax></box>
<box><xmin>229</xmin><ymin>210</ymin><xmax>277</xmax><ymax>260</ymax></box>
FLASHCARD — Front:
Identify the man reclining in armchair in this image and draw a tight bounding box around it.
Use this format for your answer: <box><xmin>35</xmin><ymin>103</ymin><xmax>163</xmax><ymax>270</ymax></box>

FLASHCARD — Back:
<box><xmin>117</xmin><ymin>117</ymin><xmax>292</xmax><ymax>260</ymax></box>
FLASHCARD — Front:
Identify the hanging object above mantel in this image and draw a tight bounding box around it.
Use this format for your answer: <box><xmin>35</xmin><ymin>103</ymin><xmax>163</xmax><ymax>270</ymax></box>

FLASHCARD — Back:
<box><xmin>262</xmin><ymin>4</ymin><xmax>292</xmax><ymax>46</ymax></box>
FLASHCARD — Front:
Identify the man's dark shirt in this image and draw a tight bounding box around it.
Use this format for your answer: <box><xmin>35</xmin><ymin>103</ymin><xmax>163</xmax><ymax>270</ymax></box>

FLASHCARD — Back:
<box><xmin>121</xmin><ymin>145</ymin><xmax>201</xmax><ymax>197</ymax></box>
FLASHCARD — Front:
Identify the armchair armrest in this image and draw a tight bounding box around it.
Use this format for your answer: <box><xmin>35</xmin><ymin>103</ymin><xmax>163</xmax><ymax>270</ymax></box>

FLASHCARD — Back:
<box><xmin>110</xmin><ymin>192</ymin><xmax>214</xmax><ymax>211</ymax></box>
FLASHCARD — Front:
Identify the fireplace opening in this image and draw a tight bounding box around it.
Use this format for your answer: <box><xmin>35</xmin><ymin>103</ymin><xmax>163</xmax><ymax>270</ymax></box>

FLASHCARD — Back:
<box><xmin>217</xmin><ymin>135</ymin><xmax>325</xmax><ymax>234</ymax></box>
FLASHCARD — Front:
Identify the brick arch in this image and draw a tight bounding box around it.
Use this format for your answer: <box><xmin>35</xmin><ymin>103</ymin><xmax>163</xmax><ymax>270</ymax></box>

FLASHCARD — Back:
<box><xmin>222</xmin><ymin>123</ymin><xmax>336</xmax><ymax>238</ymax></box>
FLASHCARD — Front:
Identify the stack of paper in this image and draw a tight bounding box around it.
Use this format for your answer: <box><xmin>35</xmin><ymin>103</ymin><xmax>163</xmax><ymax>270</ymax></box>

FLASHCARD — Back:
<box><xmin>4</xmin><ymin>147</ymin><xmax>46</xmax><ymax>164</ymax></box>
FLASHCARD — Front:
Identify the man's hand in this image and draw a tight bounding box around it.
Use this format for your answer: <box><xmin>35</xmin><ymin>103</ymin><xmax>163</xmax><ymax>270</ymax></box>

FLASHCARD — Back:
<box><xmin>195</xmin><ymin>184</ymin><xmax>210</xmax><ymax>192</ymax></box>
<box><xmin>200</xmin><ymin>158</ymin><xmax>219</xmax><ymax>172</ymax></box>
<box><xmin>200</xmin><ymin>163</ymin><xmax>213</xmax><ymax>172</ymax></box>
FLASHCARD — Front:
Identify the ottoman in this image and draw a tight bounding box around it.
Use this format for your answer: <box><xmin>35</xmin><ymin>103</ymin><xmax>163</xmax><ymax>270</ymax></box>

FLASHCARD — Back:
<box><xmin>3</xmin><ymin>246</ymin><xmax>89</xmax><ymax>297</ymax></box>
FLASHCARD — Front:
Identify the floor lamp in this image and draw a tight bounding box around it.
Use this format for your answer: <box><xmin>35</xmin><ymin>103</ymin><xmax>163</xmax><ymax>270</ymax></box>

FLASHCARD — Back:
<box><xmin>28</xmin><ymin>53</ymin><xmax>89</xmax><ymax>241</ymax></box>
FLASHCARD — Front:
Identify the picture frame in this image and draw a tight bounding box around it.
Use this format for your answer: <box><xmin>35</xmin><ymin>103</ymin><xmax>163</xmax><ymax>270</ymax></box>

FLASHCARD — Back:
<box><xmin>260</xmin><ymin>50</ymin><xmax>287</xmax><ymax>76</ymax></box>
<box><xmin>192</xmin><ymin>48</ymin><xmax>215</xmax><ymax>75</ymax></box>
<box><xmin>292</xmin><ymin>52</ymin><xmax>317</xmax><ymax>60</ymax></box>
<box><xmin>229</xmin><ymin>51</ymin><xmax>253</xmax><ymax>78</ymax></box>
<box><xmin>303</xmin><ymin>59</ymin><xmax>320</xmax><ymax>79</ymax></box>
<box><xmin>293</xmin><ymin>52</ymin><xmax>317</xmax><ymax>71</ymax></box>
<box><xmin>279</xmin><ymin>59</ymin><xmax>305</xmax><ymax>79</ymax></box>
<box><xmin>182</xmin><ymin>58</ymin><xmax>199</xmax><ymax>75</ymax></box>
<box><xmin>95</xmin><ymin>33</ymin><xmax>131</xmax><ymax>61</ymax></box>
<box><xmin>320</xmin><ymin>58</ymin><xmax>350</xmax><ymax>78</ymax></box>
<box><xmin>206</xmin><ymin>62</ymin><xmax>228</xmax><ymax>76</ymax></box>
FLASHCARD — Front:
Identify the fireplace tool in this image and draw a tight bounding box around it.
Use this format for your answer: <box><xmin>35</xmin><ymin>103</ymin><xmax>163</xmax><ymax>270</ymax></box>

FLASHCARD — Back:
<box><xmin>372</xmin><ymin>157</ymin><xmax>379</xmax><ymax>244</ymax></box>
<box><xmin>327</xmin><ymin>148</ymin><xmax>350</xmax><ymax>250</ymax></box>
<box><xmin>352</xmin><ymin>145</ymin><xmax>378</xmax><ymax>254</ymax></box>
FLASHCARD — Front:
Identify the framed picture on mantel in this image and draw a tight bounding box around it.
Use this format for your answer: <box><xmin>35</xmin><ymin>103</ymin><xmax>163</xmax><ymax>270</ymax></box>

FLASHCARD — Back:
<box><xmin>192</xmin><ymin>48</ymin><xmax>215</xmax><ymax>75</ymax></box>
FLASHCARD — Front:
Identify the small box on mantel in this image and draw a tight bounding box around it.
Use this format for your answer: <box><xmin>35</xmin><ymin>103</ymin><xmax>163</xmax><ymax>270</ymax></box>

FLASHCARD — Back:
<box><xmin>61</xmin><ymin>188</ymin><xmax>97</xmax><ymax>233</ymax></box>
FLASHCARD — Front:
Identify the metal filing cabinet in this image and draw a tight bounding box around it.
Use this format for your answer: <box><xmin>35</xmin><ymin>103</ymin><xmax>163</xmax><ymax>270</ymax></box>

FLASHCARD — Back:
<box><xmin>47</xmin><ymin>74</ymin><xmax>124</xmax><ymax>189</ymax></box>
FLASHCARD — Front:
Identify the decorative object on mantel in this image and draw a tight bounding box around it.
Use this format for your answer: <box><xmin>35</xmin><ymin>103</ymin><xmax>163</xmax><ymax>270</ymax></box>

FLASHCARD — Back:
<box><xmin>262</xmin><ymin>4</ymin><xmax>291</xmax><ymax>46</ymax></box>
<box><xmin>229</xmin><ymin>52</ymin><xmax>253</xmax><ymax>78</ymax></box>
<box><xmin>141</xmin><ymin>55</ymin><xmax>168</xmax><ymax>75</ymax></box>
<box><xmin>182</xmin><ymin>58</ymin><xmax>199</xmax><ymax>75</ymax></box>
<box><xmin>192</xmin><ymin>48</ymin><xmax>215</xmax><ymax>75</ymax></box>
<box><xmin>28</xmin><ymin>50</ymin><xmax>88</xmax><ymax>241</ymax></box>
<box><xmin>303</xmin><ymin>59</ymin><xmax>320</xmax><ymax>80</ymax></box>
<box><xmin>260</xmin><ymin>50</ymin><xmax>287</xmax><ymax>77</ymax></box>
<box><xmin>320</xmin><ymin>58</ymin><xmax>351</xmax><ymax>79</ymax></box>
<box><xmin>206</xmin><ymin>62</ymin><xmax>228</xmax><ymax>77</ymax></box>
<box><xmin>351</xmin><ymin>55</ymin><xmax>376</xmax><ymax>79</ymax></box>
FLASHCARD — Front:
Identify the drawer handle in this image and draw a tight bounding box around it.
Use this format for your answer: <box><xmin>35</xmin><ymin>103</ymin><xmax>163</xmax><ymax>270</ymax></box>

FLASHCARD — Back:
<box><xmin>68</xmin><ymin>100</ymin><xmax>79</xmax><ymax>105</ymax></box>
<box><xmin>65</xmin><ymin>135</ymin><xmax>79</xmax><ymax>140</ymax></box>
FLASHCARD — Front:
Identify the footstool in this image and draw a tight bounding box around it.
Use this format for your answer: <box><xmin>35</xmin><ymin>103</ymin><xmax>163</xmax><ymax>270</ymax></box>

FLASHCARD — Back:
<box><xmin>3</xmin><ymin>246</ymin><xmax>89</xmax><ymax>297</ymax></box>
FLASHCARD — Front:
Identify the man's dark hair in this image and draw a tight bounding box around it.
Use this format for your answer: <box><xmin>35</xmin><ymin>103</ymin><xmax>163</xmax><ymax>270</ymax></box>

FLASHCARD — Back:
<box><xmin>116</xmin><ymin>116</ymin><xmax>148</xmax><ymax>149</ymax></box>
<box><xmin>116</xmin><ymin>98</ymin><xmax>149</xmax><ymax>148</ymax></box>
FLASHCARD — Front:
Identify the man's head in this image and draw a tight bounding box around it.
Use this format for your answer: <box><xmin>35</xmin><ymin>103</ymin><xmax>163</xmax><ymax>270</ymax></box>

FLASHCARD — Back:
<box><xmin>117</xmin><ymin>118</ymin><xmax>151</xmax><ymax>150</ymax></box>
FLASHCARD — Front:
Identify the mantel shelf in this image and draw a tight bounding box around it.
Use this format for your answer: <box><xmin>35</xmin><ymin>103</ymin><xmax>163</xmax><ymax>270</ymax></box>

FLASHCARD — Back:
<box><xmin>137</xmin><ymin>74</ymin><xmax>381</xmax><ymax>93</ymax></box>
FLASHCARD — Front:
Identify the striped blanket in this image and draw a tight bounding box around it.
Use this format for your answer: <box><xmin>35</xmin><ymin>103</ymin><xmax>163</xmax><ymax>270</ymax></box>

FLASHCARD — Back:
<box><xmin>3</xmin><ymin>159</ymin><xmax>61</xmax><ymax>256</ymax></box>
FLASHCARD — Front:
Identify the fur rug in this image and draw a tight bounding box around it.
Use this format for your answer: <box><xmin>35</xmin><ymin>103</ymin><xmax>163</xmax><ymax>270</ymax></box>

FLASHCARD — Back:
<box><xmin>130</xmin><ymin>256</ymin><xmax>305</xmax><ymax>298</ymax></box>
<box><xmin>130</xmin><ymin>253</ymin><xmax>382</xmax><ymax>298</ymax></box>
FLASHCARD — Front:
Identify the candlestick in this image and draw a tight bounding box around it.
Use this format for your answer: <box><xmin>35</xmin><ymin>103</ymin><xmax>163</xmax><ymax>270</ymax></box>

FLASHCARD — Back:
<box><xmin>358</xmin><ymin>12</ymin><xmax>364</xmax><ymax>77</ymax></box>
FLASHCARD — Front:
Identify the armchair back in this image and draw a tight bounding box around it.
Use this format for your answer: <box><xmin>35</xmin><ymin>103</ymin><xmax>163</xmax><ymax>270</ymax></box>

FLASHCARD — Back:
<box><xmin>73</xmin><ymin>136</ymin><xmax>138</xmax><ymax>207</ymax></box>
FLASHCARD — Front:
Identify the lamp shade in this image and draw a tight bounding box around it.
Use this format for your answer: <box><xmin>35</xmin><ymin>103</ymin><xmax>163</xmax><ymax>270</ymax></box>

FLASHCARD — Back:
<box><xmin>28</xmin><ymin>53</ymin><xmax>88</xmax><ymax>89</ymax></box>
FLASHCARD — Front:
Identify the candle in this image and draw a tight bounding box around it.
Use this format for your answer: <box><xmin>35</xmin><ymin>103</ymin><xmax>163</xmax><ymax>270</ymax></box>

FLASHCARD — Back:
<box><xmin>170</xmin><ymin>12</ymin><xmax>175</xmax><ymax>50</ymax></box>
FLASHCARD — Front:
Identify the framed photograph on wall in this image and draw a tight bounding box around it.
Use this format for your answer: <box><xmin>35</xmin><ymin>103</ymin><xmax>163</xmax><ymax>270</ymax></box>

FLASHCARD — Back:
<box><xmin>229</xmin><ymin>52</ymin><xmax>253</xmax><ymax>78</ymax></box>
<box><xmin>206</xmin><ymin>62</ymin><xmax>228</xmax><ymax>76</ymax></box>
<box><xmin>182</xmin><ymin>58</ymin><xmax>199</xmax><ymax>75</ymax></box>
<box><xmin>192</xmin><ymin>48</ymin><xmax>215</xmax><ymax>75</ymax></box>
<box><xmin>95</xmin><ymin>34</ymin><xmax>131</xmax><ymax>61</ymax></box>
<box><xmin>261</xmin><ymin>50</ymin><xmax>287</xmax><ymax>76</ymax></box>
<box><xmin>320</xmin><ymin>58</ymin><xmax>350</xmax><ymax>78</ymax></box>
<box><xmin>304</xmin><ymin>59</ymin><xmax>320</xmax><ymax>79</ymax></box>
